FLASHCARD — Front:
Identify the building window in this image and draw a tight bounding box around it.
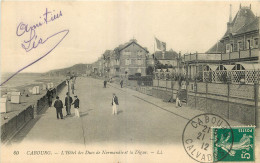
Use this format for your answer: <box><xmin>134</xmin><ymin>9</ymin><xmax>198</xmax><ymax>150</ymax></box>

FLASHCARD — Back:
<box><xmin>254</xmin><ymin>38</ymin><xmax>259</xmax><ymax>48</ymax></box>
<box><xmin>137</xmin><ymin>59</ymin><xmax>143</xmax><ymax>65</ymax></box>
<box><xmin>230</xmin><ymin>43</ymin><xmax>233</xmax><ymax>52</ymax></box>
<box><xmin>115</xmin><ymin>59</ymin><xmax>119</xmax><ymax>65</ymax></box>
<box><xmin>125</xmin><ymin>59</ymin><xmax>130</xmax><ymax>65</ymax></box>
<box><xmin>226</xmin><ymin>44</ymin><xmax>230</xmax><ymax>53</ymax></box>
<box><xmin>131</xmin><ymin>59</ymin><xmax>135</xmax><ymax>64</ymax></box>
<box><xmin>238</xmin><ymin>41</ymin><xmax>243</xmax><ymax>50</ymax></box>
<box><xmin>234</xmin><ymin>43</ymin><xmax>237</xmax><ymax>52</ymax></box>
<box><xmin>247</xmin><ymin>40</ymin><xmax>252</xmax><ymax>49</ymax></box>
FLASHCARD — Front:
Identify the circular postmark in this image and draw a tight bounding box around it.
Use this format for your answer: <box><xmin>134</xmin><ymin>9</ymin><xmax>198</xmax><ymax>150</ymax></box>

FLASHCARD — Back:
<box><xmin>182</xmin><ymin>113</ymin><xmax>233</xmax><ymax>163</ymax></box>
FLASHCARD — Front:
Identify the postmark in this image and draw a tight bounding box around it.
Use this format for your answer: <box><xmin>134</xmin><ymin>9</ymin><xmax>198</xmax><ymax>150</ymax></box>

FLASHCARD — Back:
<box><xmin>212</xmin><ymin>126</ymin><xmax>255</xmax><ymax>162</ymax></box>
<box><xmin>182</xmin><ymin>113</ymin><xmax>233</xmax><ymax>163</ymax></box>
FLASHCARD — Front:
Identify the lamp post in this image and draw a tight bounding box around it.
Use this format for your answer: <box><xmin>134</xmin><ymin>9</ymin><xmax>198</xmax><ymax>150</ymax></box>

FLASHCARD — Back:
<box><xmin>66</xmin><ymin>75</ymin><xmax>71</xmax><ymax>113</ymax></box>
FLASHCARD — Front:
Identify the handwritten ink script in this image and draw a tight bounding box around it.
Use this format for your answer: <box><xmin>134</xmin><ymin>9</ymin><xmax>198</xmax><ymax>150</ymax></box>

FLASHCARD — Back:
<box><xmin>0</xmin><ymin>8</ymin><xmax>69</xmax><ymax>86</ymax></box>
<box><xmin>16</xmin><ymin>8</ymin><xmax>64</xmax><ymax>52</ymax></box>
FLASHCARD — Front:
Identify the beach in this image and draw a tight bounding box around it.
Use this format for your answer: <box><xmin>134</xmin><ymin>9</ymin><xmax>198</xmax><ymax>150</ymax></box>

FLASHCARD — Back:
<box><xmin>1</xmin><ymin>73</ymin><xmax>65</xmax><ymax>125</ymax></box>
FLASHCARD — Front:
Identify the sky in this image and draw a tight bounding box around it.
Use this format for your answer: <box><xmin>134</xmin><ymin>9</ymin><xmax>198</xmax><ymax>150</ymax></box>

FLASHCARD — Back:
<box><xmin>1</xmin><ymin>1</ymin><xmax>260</xmax><ymax>73</ymax></box>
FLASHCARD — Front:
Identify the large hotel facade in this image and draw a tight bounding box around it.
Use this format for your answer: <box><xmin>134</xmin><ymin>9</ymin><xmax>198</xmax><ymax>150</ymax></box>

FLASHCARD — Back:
<box><xmin>184</xmin><ymin>4</ymin><xmax>259</xmax><ymax>84</ymax></box>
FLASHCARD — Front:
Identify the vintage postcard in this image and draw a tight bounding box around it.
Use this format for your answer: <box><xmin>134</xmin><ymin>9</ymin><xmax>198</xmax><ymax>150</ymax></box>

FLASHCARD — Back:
<box><xmin>1</xmin><ymin>0</ymin><xmax>259</xmax><ymax>162</ymax></box>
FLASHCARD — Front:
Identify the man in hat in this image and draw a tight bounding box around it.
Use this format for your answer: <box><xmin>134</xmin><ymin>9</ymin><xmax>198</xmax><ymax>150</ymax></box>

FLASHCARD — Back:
<box><xmin>65</xmin><ymin>92</ymin><xmax>73</xmax><ymax>116</ymax></box>
<box><xmin>72</xmin><ymin>95</ymin><xmax>80</xmax><ymax>117</ymax></box>
<box><xmin>104</xmin><ymin>80</ymin><xmax>107</xmax><ymax>88</ymax></box>
<box><xmin>54</xmin><ymin>96</ymin><xmax>64</xmax><ymax>119</ymax></box>
<box><xmin>111</xmin><ymin>93</ymin><xmax>119</xmax><ymax>115</ymax></box>
<box><xmin>46</xmin><ymin>88</ymin><xmax>53</xmax><ymax>108</ymax></box>
<box><xmin>120</xmin><ymin>79</ymin><xmax>123</xmax><ymax>88</ymax></box>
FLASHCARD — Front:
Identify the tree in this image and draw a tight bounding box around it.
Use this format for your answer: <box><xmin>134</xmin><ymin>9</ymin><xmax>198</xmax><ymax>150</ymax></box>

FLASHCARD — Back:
<box><xmin>146</xmin><ymin>66</ymin><xmax>154</xmax><ymax>75</ymax></box>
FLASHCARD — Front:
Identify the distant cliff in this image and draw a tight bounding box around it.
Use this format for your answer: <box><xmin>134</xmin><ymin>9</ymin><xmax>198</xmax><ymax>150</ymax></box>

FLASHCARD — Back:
<box><xmin>45</xmin><ymin>64</ymin><xmax>92</xmax><ymax>76</ymax></box>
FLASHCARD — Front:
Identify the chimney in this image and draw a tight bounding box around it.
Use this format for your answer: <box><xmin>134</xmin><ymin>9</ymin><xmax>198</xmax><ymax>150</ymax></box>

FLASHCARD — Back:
<box><xmin>250</xmin><ymin>4</ymin><xmax>251</xmax><ymax>9</ymax></box>
<box><xmin>229</xmin><ymin>4</ymin><xmax>232</xmax><ymax>23</ymax></box>
<box><xmin>227</xmin><ymin>4</ymin><xmax>233</xmax><ymax>33</ymax></box>
<box><xmin>240</xmin><ymin>3</ymin><xmax>241</xmax><ymax>9</ymax></box>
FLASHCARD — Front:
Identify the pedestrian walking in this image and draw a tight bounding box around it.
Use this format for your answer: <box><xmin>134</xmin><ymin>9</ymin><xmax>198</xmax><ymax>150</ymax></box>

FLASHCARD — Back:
<box><xmin>111</xmin><ymin>93</ymin><xmax>119</xmax><ymax>115</ymax></box>
<box><xmin>176</xmin><ymin>90</ymin><xmax>182</xmax><ymax>107</ymax></box>
<box><xmin>71</xmin><ymin>83</ymin><xmax>75</xmax><ymax>94</ymax></box>
<box><xmin>54</xmin><ymin>96</ymin><xmax>64</xmax><ymax>119</ymax></box>
<box><xmin>72</xmin><ymin>95</ymin><xmax>80</xmax><ymax>117</ymax></box>
<box><xmin>120</xmin><ymin>79</ymin><xmax>123</xmax><ymax>88</ymax></box>
<box><xmin>104</xmin><ymin>80</ymin><xmax>107</xmax><ymax>88</ymax></box>
<box><xmin>65</xmin><ymin>92</ymin><xmax>73</xmax><ymax>116</ymax></box>
<box><xmin>46</xmin><ymin>88</ymin><xmax>53</xmax><ymax>108</ymax></box>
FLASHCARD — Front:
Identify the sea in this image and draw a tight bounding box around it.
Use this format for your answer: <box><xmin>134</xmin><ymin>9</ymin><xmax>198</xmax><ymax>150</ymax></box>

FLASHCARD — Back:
<box><xmin>1</xmin><ymin>73</ymin><xmax>45</xmax><ymax>89</ymax></box>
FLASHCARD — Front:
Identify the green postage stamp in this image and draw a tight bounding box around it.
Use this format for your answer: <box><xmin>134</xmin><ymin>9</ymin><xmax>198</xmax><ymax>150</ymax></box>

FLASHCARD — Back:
<box><xmin>212</xmin><ymin>126</ymin><xmax>255</xmax><ymax>162</ymax></box>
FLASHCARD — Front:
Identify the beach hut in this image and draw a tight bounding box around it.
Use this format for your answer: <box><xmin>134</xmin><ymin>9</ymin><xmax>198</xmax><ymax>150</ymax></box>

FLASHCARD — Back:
<box><xmin>28</xmin><ymin>88</ymin><xmax>33</xmax><ymax>94</ymax></box>
<box><xmin>32</xmin><ymin>86</ymin><xmax>40</xmax><ymax>95</ymax></box>
<box><xmin>11</xmin><ymin>92</ymin><xmax>21</xmax><ymax>104</ymax></box>
<box><xmin>6</xmin><ymin>92</ymin><xmax>12</xmax><ymax>101</ymax></box>
<box><xmin>0</xmin><ymin>97</ymin><xmax>7</xmax><ymax>113</ymax></box>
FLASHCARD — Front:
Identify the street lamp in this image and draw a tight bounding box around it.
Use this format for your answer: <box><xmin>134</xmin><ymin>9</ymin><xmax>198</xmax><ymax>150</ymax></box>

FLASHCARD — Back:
<box><xmin>66</xmin><ymin>75</ymin><xmax>71</xmax><ymax>113</ymax></box>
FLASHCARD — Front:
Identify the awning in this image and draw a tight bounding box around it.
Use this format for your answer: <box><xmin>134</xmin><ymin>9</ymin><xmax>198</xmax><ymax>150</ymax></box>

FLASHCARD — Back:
<box><xmin>223</xmin><ymin>65</ymin><xmax>235</xmax><ymax>71</ymax></box>
<box><xmin>207</xmin><ymin>64</ymin><xmax>218</xmax><ymax>71</ymax></box>
<box><xmin>239</xmin><ymin>63</ymin><xmax>260</xmax><ymax>70</ymax></box>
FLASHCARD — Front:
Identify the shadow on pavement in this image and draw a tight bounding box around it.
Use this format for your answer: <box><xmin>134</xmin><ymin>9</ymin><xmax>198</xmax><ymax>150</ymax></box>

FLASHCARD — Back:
<box><xmin>7</xmin><ymin>106</ymin><xmax>50</xmax><ymax>145</ymax></box>
<box><xmin>80</xmin><ymin>112</ymin><xmax>88</xmax><ymax>117</ymax></box>
<box><xmin>117</xmin><ymin>110</ymin><xmax>123</xmax><ymax>114</ymax></box>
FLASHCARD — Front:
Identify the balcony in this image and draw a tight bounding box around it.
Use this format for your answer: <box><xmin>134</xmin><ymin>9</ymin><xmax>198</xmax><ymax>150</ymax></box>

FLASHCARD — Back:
<box><xmin>222</xmin><ymin>49</ymin><xmax>259</xmax><ymax>61</ymax></box>
<box><xmin>184</xmin><ymin>53</ymin><xmax>221</xmax><ymax>62</ymax></box>
<box><xmin>184</xmin><ymin>48</ymin><xmax>259</xmax><ymax>63</ymax></box>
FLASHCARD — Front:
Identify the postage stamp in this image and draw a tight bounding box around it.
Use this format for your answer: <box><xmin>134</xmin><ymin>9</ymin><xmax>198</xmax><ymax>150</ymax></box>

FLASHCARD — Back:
<box><xmin>182</xmin><ymin>113</ymin><xmax>234</xmax><ymax>163</ymax></box>
<box><xmin>212</xmin><ymin>126</ymin><xmax>255</xmax><ymax>162</ymax></box>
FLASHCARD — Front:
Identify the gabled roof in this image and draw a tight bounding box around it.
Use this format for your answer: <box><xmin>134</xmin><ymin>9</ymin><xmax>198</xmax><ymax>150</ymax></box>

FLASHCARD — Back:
<box><xmin>223</xmin><ymin>6</ymin><xmax>257</xmax><ymax>38</ymax></box>
<box><xmin>117</xmin><ymin>39</ymin><xmax>149</xmax><ymax>53</ymax></box>
<box><xmin>206</xmin><ymin>41</ymin><xmax>225</xmax><ymax>54</ymax></box>
<box><xmin>236</xmin><ymin>17</ymin><xmax>259</xmax><ymax>35</ymax></box>
<box><xmin>154</xmin><ymin>50</ymin><xmax>178</xmax><ymax>60</ymax></box>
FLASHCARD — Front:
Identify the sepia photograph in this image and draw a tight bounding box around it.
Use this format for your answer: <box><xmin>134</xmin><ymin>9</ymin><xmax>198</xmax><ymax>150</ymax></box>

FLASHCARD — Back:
<box><xmin>0</xmin><ymin>0</ymin><xmax>259</xmax><ymax>162</ymax></box>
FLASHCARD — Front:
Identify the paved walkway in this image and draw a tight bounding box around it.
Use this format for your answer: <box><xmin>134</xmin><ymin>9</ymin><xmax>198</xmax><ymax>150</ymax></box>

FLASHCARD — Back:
<box><xmin>9</xmin><ymin>77</ymin><xmax>245</xmax><ymax>144</ymax></box>
<box><xmin>3</xmin><ymin>77</ymin><xmax>259</xmax><ymax>163</ymax></box>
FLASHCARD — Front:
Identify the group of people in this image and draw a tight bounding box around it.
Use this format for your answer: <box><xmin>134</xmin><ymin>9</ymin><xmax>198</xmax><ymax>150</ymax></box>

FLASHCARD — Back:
<box><xmin>53</xmin><ymin>92</ymin><xmax>80</xmax><ymax>119</ymax></box>
<box><xmin>103</xmin><ymin>78</ymin><xmax>124</xmax><ymax>88</ymax></box>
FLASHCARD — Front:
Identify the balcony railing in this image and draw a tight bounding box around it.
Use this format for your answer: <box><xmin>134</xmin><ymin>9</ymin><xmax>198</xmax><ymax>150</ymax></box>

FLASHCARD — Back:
<box><xmin>184</xmin><ymin>53</ymin><xmax>221</xmax><ymax>62</ymax></box>
<box><xmin>184</xmin><ymin>49</ymin><xmax>259</xmax><ymax>62</ymax></box>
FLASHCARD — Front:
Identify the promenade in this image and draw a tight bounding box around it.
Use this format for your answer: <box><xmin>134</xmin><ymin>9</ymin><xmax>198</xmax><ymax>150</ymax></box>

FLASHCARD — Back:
<box><xmin>2</xmin><ymin>77</ymin><xmax>259</xmax><ymax>163</ymax></box>
<box><xmin>9</xmin><ymin>77</ymin><xmax>244</xmax><ymax>145</ymax></box>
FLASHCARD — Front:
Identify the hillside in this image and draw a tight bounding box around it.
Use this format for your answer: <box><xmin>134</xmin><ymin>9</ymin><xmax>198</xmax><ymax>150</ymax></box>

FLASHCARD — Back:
<box><xmin>45</xmin><ymin>64</ymin><xmax>92</xmax><ymax>76</ymax></box>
